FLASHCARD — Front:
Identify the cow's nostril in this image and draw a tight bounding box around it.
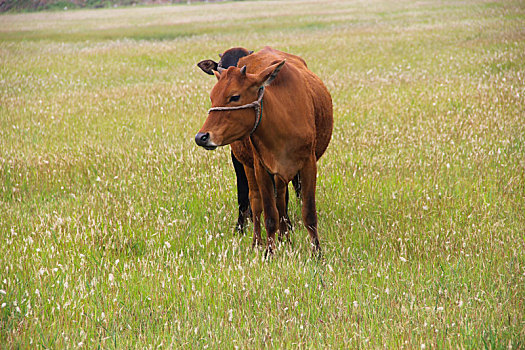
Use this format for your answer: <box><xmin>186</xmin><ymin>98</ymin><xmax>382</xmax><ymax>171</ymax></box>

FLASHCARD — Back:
<box><xmin>195</xmin><ymin>132</ymin><xmax>210</xmax><ymax>146</ymax></box>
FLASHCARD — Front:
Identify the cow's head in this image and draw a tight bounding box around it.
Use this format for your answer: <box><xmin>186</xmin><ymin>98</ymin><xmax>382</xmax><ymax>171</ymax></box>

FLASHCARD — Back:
<box><xmin>197</xmin><ymin>47</ymin><xmax>253</xmax><ymax>75</ymax></box>
<box><xmin>195</xmin><ymin>60</ymin><xmax>286</xmax><ymax>150</ymax></box>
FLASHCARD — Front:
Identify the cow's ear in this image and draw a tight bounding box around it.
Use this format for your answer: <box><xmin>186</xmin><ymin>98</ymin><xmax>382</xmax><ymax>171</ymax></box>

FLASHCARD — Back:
<box><xmin>197</xmin><ymin>59</ymin><xmax>218</xmax><ymax>75</ymax></box>
<box><xmin>256</xmin><ymin>60</ymin><xmax>286</xmax><ymax>87</ymax></box>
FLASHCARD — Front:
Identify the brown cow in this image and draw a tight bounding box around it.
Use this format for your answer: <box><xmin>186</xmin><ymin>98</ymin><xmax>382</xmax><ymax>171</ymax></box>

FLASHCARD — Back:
<box><xmin>195</xmin><ymin>47</ymin><xmax>333</xmax><ymax>254</ymax></box>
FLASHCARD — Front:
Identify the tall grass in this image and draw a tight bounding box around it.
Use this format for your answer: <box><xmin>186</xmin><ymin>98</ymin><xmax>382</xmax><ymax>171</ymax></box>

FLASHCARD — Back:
<box><xmin>1</xmin><ymin>0</ymin><xmax>524</xmax><ymax>347</ymax></box>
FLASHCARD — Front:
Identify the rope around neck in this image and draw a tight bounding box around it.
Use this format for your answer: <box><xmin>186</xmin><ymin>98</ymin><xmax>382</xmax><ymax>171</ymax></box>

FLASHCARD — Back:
<box><xmin>207</xmin><ymin>86</ymin><xmax>265</xmax><ymax>135</ymax></box>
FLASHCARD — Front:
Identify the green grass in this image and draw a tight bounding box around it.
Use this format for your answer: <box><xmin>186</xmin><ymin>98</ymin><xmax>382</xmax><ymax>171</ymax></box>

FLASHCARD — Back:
<box><xmin>1</xmin><ymin>0</ymin><xmax>524</xmax><ymax>348</ymax></box>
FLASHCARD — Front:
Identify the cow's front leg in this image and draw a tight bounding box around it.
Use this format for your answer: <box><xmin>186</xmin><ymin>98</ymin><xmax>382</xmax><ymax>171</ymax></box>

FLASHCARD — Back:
<box><xmin>254</xmin><ymin>160</ymin><xmax>279</xmax><ymax>255</ymax></box>
<box><xmin>300</xmin><ymin>155</ymin><xmax>321</xmax><ymax>255</ymax></box>
<box><xmin>244</xmin><ymin>166</ymin><xmax>263</xmax><ymax>248</ymax></box>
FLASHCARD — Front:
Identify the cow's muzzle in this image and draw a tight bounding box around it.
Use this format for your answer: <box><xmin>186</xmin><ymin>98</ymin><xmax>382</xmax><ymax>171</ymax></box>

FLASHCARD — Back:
<box><xmin>195</xmin><ymin>132</ymin><xmax>217</xmax><ymax>150</ymax></box>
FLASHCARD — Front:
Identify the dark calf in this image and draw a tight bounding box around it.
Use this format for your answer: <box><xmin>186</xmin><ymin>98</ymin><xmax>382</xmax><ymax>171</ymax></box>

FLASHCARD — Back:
<box><xmin>197</xmin><ymin>48</ymin><xmax>253</xmax><ymax>233</ymax></box>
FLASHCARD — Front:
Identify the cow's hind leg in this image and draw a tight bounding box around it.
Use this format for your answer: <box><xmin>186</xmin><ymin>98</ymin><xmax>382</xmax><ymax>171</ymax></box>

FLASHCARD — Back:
<box><xmin>244</xmin><ymin>166</ymin><xmax>263</xmax><ymax>248</ymax></box>
<box><xmin>300</xmin><ymin>156</ymin><xmax>321</xmax><ymax>255</ymax></box>
<box><xmin>232</xmin><ymin>151</ymin><xmax>251</xmax><ymax>234</ymax></box>
<box><xmin>292</xmin><ymin>172</ymin><xmax>301</xmax><ymax>199</ymax></box>
<box><xmin>275</xmin><ymin>177</ymin><xmax>292</xmax><ymax>243</ymax></box>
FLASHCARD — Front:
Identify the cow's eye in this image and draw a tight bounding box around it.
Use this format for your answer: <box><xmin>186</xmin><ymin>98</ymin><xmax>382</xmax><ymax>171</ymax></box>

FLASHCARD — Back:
<box><xmin>229</xmin><ymin>95</ymin><xmax>240</xmax><ymax>102</ymax></box>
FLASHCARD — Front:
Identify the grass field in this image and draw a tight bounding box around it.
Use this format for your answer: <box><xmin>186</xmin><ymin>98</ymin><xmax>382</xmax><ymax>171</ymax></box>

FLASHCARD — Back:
<box><xmin>1</xmin><ymin>0</ymin><xmax>524</xmax><ymax>348</ymax></box>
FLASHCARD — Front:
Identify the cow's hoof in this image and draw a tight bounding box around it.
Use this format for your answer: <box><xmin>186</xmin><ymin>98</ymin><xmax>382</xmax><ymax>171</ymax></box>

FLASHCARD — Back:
<box><xmin>252</xmin><ymin>237</ymin><xmax>263</xmax><ymax>249</ymax></box>
<box><xmin>311</xmin><ymin>245</ymin><xmax>322</xmax><ymax>260</ymax></box>
<box><xmin>264</xmin><ymin>246</ymin><xmax>275</xmax><ymax>259</ymax></box>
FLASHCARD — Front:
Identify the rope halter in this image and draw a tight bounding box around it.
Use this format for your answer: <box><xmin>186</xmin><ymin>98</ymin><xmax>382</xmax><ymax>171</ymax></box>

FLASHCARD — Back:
<box><xmin>207</xmin><ymin>86</ymin><xmax>265</xmax><ymax>135</ymax></box>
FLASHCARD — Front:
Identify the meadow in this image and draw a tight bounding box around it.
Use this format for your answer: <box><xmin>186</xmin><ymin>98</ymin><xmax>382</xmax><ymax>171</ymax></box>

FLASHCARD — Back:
<box><xmin>1</xmin><ymin>0</ymin><xmax>524</xmax><ymax>347</ymax></box>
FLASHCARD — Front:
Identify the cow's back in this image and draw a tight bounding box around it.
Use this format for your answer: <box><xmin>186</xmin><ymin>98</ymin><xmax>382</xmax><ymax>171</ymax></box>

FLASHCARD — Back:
<box><xmin>239</xmin><ymin>46</ymin><xmax>308</xmax><ymax>73</ymax></box>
